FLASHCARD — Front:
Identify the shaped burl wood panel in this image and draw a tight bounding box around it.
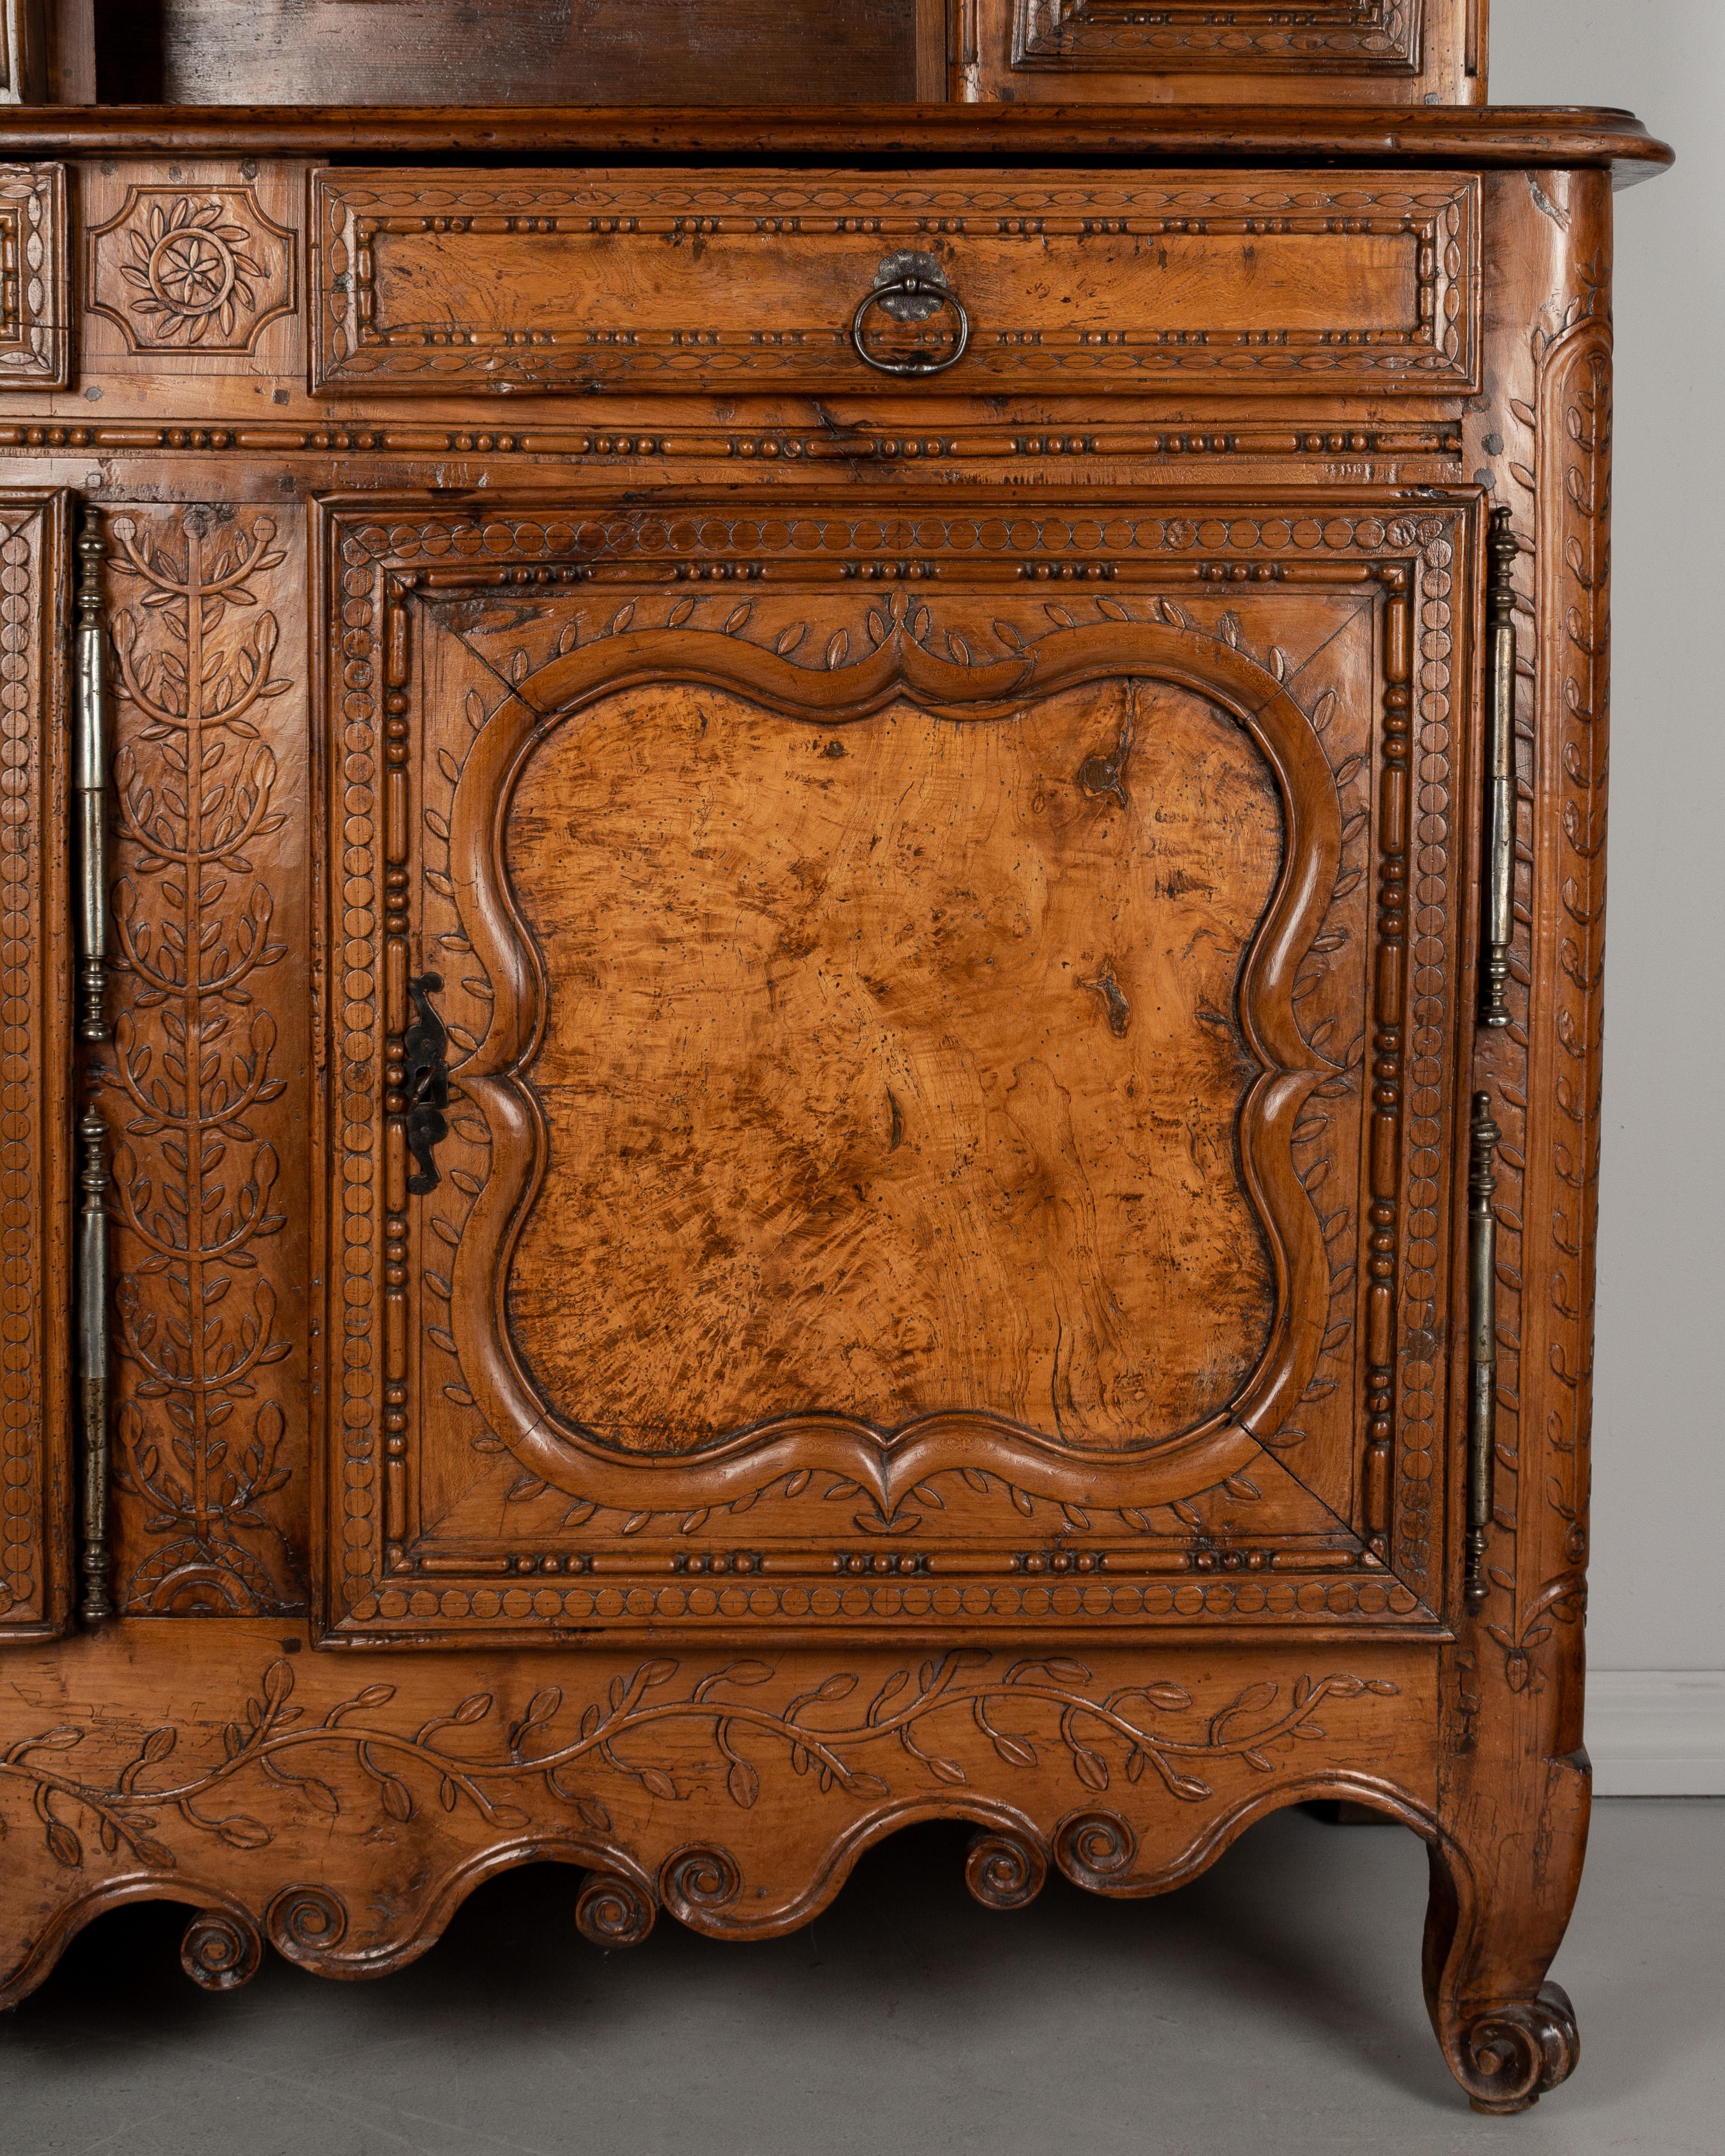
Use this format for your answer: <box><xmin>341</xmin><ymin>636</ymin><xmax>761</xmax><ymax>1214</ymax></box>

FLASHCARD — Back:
<box><xmin>319</xmin><ymin>496</ymin><xmax>1473</xmax><ymax>1645</ymax></box>
<box><xmin>506</xmin><ymin>676</ymin><xmax>1281</xmax><ymax>1452</ymax></box>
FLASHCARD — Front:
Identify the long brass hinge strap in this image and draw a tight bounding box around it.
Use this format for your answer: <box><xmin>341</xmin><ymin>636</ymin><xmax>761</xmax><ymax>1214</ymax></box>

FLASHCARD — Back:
<box><xmin>74</xmin><ymin>507</ymin><xmax>113</xmax><ymax>1626</ymax></box>
<box><xmin>1465</xmin><ymin>1091</ymin><xmax>1501</xmax><ymax>1610</ymax></box>
<box><xmin>1481</xmin><ymin>505</ymin><xmax>1517</xmax><ymax>1028</ymax></box>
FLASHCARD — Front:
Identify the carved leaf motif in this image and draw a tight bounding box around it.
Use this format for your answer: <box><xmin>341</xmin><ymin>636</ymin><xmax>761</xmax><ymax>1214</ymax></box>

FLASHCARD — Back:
<box><xmin>0</xmin><ymin>1658</ymin><xmax>1399</xmax><ymax>1882</ymax></box>
<box><xmin>103</xmin><ymin>512</ymin><xmax>300</xmax><ymax>1616</ymax></box>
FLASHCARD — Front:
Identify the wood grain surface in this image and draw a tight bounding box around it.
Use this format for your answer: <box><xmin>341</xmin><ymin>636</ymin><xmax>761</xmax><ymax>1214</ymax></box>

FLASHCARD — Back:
<box><xmin>509</xmin><ymin>677</ymin><xmax>1278</xmax><ymax>1451</ymax></box>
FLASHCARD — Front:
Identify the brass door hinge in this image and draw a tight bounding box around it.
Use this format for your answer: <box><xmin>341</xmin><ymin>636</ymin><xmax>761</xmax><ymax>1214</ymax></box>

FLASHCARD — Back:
<box><xmin>73</xmin><ymin>507</ymin><xmax>113</xmax><ymax>1626</ymax></box>
<box><xmin>1480</xmin><ymin>505</ymin><xmax>1517</xmax><ymax>1029</ymax></box>
<box><xmin>1465</xmin><ymin>1092</ymin><xmax>1502</xmax><ymax>1610</ymax></box>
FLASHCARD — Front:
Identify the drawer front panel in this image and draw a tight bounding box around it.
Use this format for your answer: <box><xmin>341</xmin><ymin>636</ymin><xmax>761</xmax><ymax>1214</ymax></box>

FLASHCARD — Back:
<box><xmin>318</xmin><ymin>490</ymin><xmax>1477</xmax><ymax>1647</ymax></box>
<box><xmin>311</xmin><ymin>169</ymin><xmax>1481</xmax><ymax>398</ymax></box>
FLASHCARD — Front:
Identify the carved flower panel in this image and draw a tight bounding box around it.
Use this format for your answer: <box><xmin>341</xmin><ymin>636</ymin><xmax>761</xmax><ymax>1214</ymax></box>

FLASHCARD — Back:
<box><xmin>88</xmin><ymin>185</ymin><xmax>298</xmax><ymax>356</ymax></box>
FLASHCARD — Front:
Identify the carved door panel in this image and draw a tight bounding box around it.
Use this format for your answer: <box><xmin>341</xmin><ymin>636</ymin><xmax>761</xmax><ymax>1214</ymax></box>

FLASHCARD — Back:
<box><xmin>318</xmin><ymin>494</ymin><xmax>1476</xmax><ymax>1647</ymax></box>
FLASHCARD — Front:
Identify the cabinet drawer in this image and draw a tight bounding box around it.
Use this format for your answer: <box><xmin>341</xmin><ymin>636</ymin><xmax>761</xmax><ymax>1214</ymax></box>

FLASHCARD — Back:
<box><xmin>311</xmin><ymin>167</ymin><xmax>1480</xmax><ymax>398</ymax></box>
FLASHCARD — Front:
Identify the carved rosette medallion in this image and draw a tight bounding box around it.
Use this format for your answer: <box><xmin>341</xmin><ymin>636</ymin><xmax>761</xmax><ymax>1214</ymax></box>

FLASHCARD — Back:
<box><xmin>88</xmin><ymin>187</ymin><xmax>298</xmax><ymax>355</ymax></box>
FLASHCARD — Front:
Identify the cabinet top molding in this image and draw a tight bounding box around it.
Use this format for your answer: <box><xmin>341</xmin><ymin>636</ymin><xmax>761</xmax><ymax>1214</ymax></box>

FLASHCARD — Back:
<box><xmin>1</xmin><ymin>104</ymin><xmax>1672</xmax><ymax>183</ymax></box>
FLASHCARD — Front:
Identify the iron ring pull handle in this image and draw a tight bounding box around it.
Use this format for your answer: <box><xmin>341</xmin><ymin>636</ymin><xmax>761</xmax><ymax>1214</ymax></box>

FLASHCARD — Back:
<box><xmin>850</xmin><ymin>274</ymin><xmax>971</xmax><ymax>377</ymax></box>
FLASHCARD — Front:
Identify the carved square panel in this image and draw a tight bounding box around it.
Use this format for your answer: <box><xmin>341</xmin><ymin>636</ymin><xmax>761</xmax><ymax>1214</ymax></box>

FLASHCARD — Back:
<box><xmin>316</xmin><ymin>493</ymin><xmax>1477</xmax><ymax>1646</ymax></box>
<box><xmin>87</xmin><ymin>184</ymin><xmax>298</xmax><ymax>357</ymax></box>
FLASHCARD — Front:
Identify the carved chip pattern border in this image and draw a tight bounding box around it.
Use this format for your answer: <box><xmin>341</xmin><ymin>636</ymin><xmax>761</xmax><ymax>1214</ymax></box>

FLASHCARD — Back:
<box><xmin>311</xmin><ymin>173</ymin><xmax>1478</xmax><ymax>394</ymax></box>
<box><xmin>0</xmin><ymin>416</ymin><xmax>1466</xmax><ymax>473</ymax></box>
<box><xmin>1390</xmin><ymin>511</ymin><xmax>1463</xmax><ymax>1606</ymax></box>
<box><xmin>0</xmin><ymin>165</ymin><xmax>68</xmax><ymax>388</ymax></box>
<box><xmin>322</xmin><ymin>500</ymin><xmax>1462</xmax><ymax>1641</ymax></box>
<box><xmin>1013</xmin><ymin>0</ymin><xmax>1422</xmax><ymax>71</ymax></box>
<box><xmin>0</xmin><ymin>494</ymin><xmax>65</xmax><ymax>1636</ymax></box>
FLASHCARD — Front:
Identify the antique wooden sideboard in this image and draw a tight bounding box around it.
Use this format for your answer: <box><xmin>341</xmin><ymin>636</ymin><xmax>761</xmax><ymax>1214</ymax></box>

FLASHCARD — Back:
<box><xmin>0</xmin><ymin>0</ymin><xmax>1671</xmax><ymax>2116</ymax></box>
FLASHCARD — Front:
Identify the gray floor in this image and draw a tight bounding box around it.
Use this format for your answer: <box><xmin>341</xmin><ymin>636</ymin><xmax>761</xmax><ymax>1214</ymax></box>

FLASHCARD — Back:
<box><xmin>2</xmin><ymin>1799</ymin><xmax>1718</xmax><ymax>2156</ymax></box>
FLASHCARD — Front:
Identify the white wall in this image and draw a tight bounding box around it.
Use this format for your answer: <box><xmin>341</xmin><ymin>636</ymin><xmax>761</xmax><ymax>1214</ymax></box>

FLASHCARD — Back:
<box><xmin>1490</xmin><ymin>1</ymin><xmax>1725</xmax><ymax>1788</ymax></box>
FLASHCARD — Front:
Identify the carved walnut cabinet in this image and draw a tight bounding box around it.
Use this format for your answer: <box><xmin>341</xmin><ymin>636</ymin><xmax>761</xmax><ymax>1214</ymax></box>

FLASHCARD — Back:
<box><xmin>0</xmin><ymin>0</ymin><xmax>1670</xmax><ymax>2116</ymax></box>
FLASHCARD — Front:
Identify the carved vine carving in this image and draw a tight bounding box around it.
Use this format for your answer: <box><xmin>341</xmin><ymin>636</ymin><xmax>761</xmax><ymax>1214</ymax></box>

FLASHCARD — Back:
<box><xmin>96</xmin><ymin>511</ymin><xmax>301</xmax><ymax>1615</ymax></box>
<box><xmin>0</xmin><ymin>1653</ymin><xmax>1399</xmax><ymax>1876</ymax></box>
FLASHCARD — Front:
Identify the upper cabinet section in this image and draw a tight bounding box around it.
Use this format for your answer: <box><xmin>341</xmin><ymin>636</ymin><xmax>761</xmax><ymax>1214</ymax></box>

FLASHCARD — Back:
<box><xmin>957</xmin><ymin>0</ymin><xmax>1489</xmax><ymax>106</ymax></box>
<box><xmin>32</xmin><ymin>0</ymin><xmax>1484</xmax><ymax>108</ymax></box>
<box><xmin>85</xmin><ymin>0</ymin><xmax>947</xmax><ymax>106</ymax></box>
